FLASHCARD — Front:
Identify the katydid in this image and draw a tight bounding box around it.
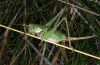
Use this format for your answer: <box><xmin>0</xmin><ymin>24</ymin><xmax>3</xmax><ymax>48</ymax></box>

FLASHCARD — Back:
<box><xmin>28</xmin><ymin>9</ymin><xmax>95</xmax><ymax>48</ymax></box>
<box><xmin>28</xmin><ymin>9</ymin><xmax>64</xmax><ymax>64</ymax></box>
<box><xmin>28</xmin><ymin>20</ymin><xmax>95</xmax><ymax>43</ymax></box>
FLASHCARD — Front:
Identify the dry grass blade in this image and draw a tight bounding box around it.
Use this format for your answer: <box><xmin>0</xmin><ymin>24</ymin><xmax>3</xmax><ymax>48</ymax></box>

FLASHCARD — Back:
<box><xmin>23</xmin><ymin>37</ymin><xmax>52</xmax><ymax>65</ymax></box>
<box><xmin>51</xmin><ymin>48</ymin><xmax>60</xmax><ymax>65</ymax></box>
<box><xmin>0</xmin><ymin>24</ymin><xmax>100</xmax><ymax>60</ymax></box>
<box><xmin>9</xmin><ymin>44</ymin><xmax>28</xmax><ymax>65</ymax></box>
<box><xmin>31</xmin><ymin>45</ymin><xmax>44</xmax><ymax>65</ymax></box>
<box><xmin>0</xmin><ymin>7</ymin><xmax>21</xmax><ymax>61</ymax></box>
<box><xmin>58</xmin><ymin>0</ymin><xmax>100</xmax><ymax>16</ymax></box>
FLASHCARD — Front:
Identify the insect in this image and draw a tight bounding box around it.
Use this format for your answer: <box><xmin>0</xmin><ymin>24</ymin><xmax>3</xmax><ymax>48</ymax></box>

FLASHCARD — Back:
<box><xmin>28</xmin><ymin>23</ymin><xmax>65</xmax><ymax>42</ymax></box>
<box><xmin>27</xmin><ymin>9</ymin><xmax>95</xmax><ymax>48</ymax></box>
<box><xmin>28</xmin><ymin>23</ymin><xmax>95</xmax><ymax>43</ymax></box>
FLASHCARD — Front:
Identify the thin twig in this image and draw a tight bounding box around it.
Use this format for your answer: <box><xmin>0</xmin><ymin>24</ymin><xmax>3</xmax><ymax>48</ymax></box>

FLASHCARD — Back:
<box><xmin>0</xmin><ymin>24</ymin><xmax>100</xmax><ymax>60</ymax></box>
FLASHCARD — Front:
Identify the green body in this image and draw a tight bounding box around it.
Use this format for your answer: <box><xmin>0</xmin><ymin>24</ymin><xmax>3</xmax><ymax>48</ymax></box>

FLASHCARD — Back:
<box><xmin>43</xmin><ymin>30</ymin><xmax>66</xmax><ymax>43</ymax></box>
<box><xmin>28</xmin><ymin>24</ymin><xmax>66</xmax><ymax>43</ymax></box>
<box><xmin>28</xmin><ymin>9</ymin><xmax>65</xmax><ymax>43</ymax></box>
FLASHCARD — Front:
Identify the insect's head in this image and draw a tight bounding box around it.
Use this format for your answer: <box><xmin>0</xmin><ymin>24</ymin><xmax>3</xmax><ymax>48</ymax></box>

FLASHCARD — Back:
<box><xmin>28</xmin><ymin>24</ymin><xmax>44</xmax><ymax>34</ymax></box>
